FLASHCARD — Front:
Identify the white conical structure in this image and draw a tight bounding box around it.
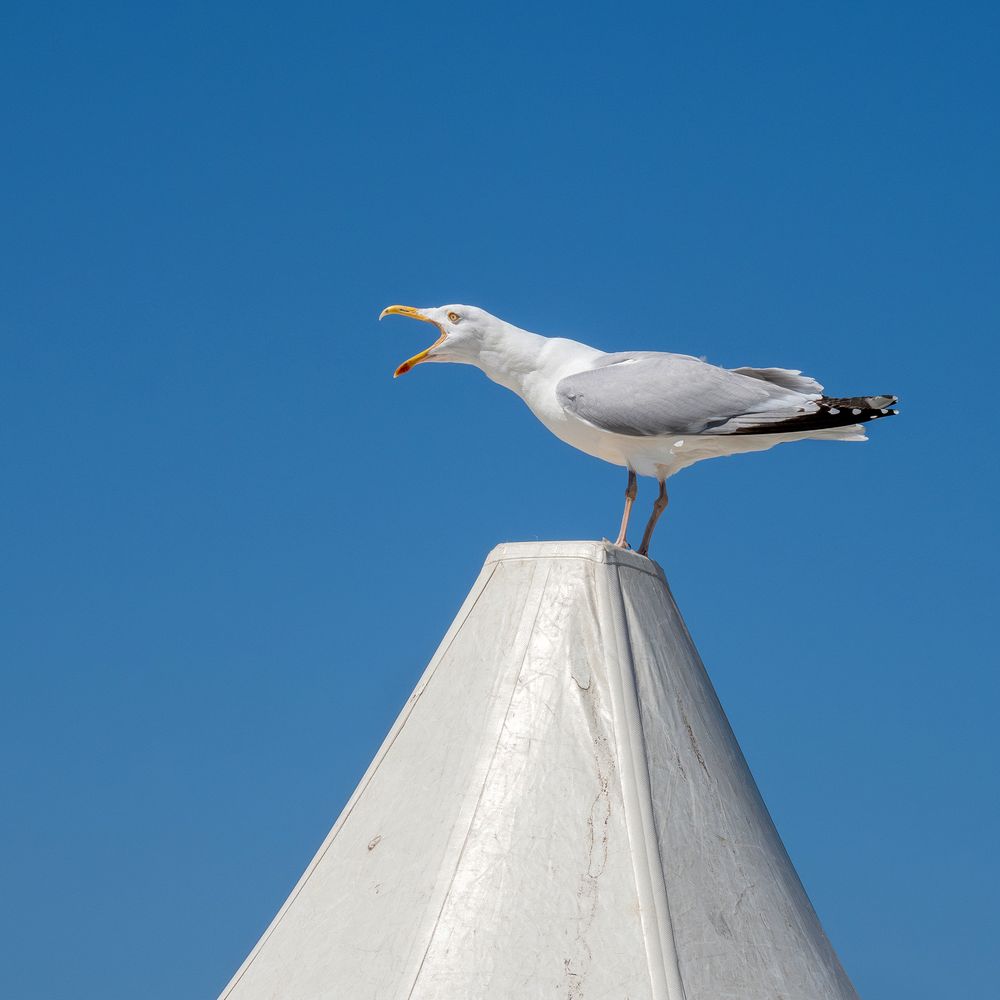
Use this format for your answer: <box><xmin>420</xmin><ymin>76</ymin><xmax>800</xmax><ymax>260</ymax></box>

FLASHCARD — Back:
<box><xmin>219</xmin><ymin>541</ymin><xmax>858</xmax><ymax>1000</ymax></box>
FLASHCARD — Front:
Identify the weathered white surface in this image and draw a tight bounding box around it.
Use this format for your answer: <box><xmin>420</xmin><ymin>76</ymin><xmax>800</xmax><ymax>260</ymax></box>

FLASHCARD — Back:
<box><xmin>219</xmin><ymin>541</ymin><xmax>858</xmax><ymax>1000</ymax></box>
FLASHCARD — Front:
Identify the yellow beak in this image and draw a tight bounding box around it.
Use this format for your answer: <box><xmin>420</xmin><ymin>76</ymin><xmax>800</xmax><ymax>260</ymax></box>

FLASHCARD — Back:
<box><xmin>379</xmin><ymin>305</ymin><xmax>447</xmax><ymax>377</ymax></box>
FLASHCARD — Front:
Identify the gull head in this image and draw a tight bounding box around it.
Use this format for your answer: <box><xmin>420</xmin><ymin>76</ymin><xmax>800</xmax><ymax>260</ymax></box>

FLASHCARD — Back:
<box><xmin>379</xmin><ymin>304</ymin><xmax>504</xmax><ymax>377</ymax></box>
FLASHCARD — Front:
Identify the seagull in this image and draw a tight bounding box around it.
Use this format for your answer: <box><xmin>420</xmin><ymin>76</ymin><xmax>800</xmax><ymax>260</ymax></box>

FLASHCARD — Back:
<box><xmin>379</xmin><ymin>304</ymin><xmax>897</xmax><ymax>555</ymax></box>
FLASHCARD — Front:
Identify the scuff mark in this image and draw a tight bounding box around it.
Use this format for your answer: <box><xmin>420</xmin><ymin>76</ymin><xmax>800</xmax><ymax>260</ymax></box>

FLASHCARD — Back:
<box><xmin>709</xmin><ymin>909</ymin><xmax>734</xmax><ymax>940</ymax></box>
<box><xmin>677</xmin><ymin>697</ymin><xmax>710</xmax><ymax>777</ymax></box>
<box><xmin>734</xmin><ymin>882</ymin><xmax>755</xmax><ymax>915</ymax></box>
<box><xmin>563</xmin><ymin>957</ymin><xmax>584</xmax><ymax>999</ymax></box>
<box><xmin>367</xmin><ymin>834</ymin><xmax>382</xmax><ymax>851</ymax></box>
<box><xmin>587</xmin><ymin>772</ymin><xmax>610</xmax><ymax>878</ymax></box>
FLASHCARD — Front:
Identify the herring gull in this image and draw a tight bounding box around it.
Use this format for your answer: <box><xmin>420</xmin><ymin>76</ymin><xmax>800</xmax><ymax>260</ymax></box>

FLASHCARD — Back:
<box><xmin>380</xmin><ymin>304</ymin><xmax>897</xmax><ymax>555</ymax></box>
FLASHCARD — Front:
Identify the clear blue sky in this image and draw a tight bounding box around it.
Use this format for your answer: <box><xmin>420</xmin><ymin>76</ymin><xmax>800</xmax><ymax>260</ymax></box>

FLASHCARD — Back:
<box><xmin>1</xmin><ymin>2</ymin><xmax>996</xmax><ymax>997</ymax></box>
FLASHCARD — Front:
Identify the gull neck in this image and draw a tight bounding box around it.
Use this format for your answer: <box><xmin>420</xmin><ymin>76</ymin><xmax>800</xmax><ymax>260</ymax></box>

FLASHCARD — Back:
<box><xmin>473</xmin><ymin>323</ymin><xmax>601</xmax><ymax>397</ymax></box>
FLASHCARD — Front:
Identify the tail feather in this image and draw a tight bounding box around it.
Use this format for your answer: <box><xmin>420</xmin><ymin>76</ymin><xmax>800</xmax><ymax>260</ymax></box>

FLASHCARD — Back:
<box><xmin>731</xmin><ymin>366</ymin><xmax>825</xmax><ymax>395</ymax></box>
<box><xmin>823</xmin><ymin>394</ymin><xmax>898</xmax><ymax>411</ymax></box>
<box><xmin>722</xmin><ymin>394</ymin><xmax>899</xmax><ymax>436</ymax></box>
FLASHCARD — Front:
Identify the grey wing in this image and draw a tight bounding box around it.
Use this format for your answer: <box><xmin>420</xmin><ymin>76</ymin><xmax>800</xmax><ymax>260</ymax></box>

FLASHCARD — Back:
<box><xmin>555</xmin><ymin>353</ymin><xmax>819</xmax><ymax>437</ymax></box>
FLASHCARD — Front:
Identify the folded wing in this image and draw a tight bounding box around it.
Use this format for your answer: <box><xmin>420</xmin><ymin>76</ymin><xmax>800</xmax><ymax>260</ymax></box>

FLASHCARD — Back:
<box><xmin>555</xmin><ymin>353</ymin><xmax>823</xmax><ymax>437</ymax></box>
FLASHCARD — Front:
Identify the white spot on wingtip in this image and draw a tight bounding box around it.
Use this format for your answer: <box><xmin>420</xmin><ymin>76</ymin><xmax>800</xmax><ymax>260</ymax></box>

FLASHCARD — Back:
<box><xmin>852</xmin><ymin>408</ymin><xmax>862</xmax><ymax>415</ymax></box>
<box><xmin>829</xmin><ymin>407</ymin><xmax>840</xmax><ymax>415</ymax></box>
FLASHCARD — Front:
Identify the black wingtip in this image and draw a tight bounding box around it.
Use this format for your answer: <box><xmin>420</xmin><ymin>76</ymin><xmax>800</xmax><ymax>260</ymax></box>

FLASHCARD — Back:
<box><xmin>727</xmin><ymin>394</ymin><xmax>900</xmax><ymax>435</ymax></box>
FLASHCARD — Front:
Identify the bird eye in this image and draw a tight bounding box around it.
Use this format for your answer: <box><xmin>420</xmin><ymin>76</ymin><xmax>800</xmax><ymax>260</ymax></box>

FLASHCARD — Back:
<box><xmin>447</xmin><ymin>311</ymin><xmax>460</xmax><ymax>323</ymax></box>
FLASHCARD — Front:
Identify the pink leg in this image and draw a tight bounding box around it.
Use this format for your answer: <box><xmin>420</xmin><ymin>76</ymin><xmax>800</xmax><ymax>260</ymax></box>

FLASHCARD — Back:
<box><xmin>637</xmin><ymin>480</ymin><xmax>668</xmax><ymax>556</ymax></box>
<box><xmin>614</xmin><ymin>470</ymin><xmax>638</xmax><ymax>548</ymax></box>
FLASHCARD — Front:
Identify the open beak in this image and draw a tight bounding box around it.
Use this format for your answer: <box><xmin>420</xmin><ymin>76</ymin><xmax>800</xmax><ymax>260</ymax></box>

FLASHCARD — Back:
<box><xmin>378</xmin><ymin>305</ymin><xmax>447</xmax><ymax>377</ymax></box>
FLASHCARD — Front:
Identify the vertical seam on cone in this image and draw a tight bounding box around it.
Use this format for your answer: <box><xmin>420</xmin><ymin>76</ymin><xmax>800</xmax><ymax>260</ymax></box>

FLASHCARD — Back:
<box><xmin>597</xmin><ymin>561</ymin><xmax>687</xmax><ymax>1000</ymax></box>
<box><xmin>217</xmin><ymin>563</ymin><xmax>500</xmax><ymax>999</ymax></box>
<box><xmin>404</xmin><ymin>562</ymin><xmax>552</xmax><ymax>999</ymax></box>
